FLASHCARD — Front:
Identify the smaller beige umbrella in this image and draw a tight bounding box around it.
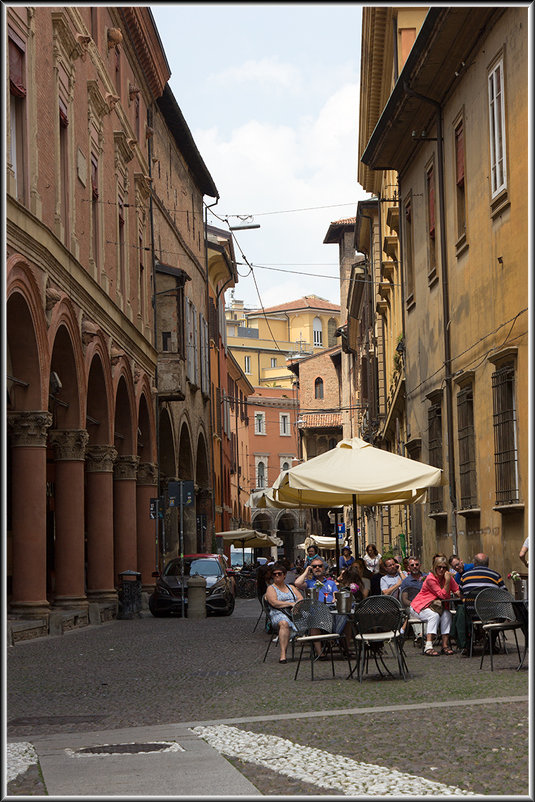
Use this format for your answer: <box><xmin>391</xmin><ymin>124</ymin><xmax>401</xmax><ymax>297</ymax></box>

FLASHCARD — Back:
<box><xmin>215</xmin><ymin>527</ymin><xmax>283</xmax><ymax>562</ymax></box>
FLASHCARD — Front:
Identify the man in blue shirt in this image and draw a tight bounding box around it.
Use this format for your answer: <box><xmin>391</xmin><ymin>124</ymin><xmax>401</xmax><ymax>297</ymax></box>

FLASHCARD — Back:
<box><xmin>448</xmin><ymin>554</ymin><xmax>474</xmax><ymax>585</ymax></box>
<box><xmin>295</xmin><ymin>558</ymin><xmax>338</xmax><ymax>603</ymax></box>
<box><xmin>400</xmin><ymin>557</ymin><xmax>427</xmax><ymax>643</ymax></box>
<box><xmin>295</xmin><ymin>558</ymin><xmax>347</xmax><ymax>656</ymax></box>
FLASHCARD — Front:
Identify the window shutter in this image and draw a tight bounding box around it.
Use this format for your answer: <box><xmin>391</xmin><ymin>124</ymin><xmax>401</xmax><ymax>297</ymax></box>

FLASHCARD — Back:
<box><xmin>9</xmin><ymin>38</ymin><xmax>26</xmax><ymax>97</ymax></box>
<box><xmin>59</xmin><ymin>98</ymin><xmax>69</xmax><ymax>128</ymax></box>
<box><xmin>455</xmin><ymin>123</ymin><xmax>465</xmax><ymax>186</ymax></box>
<box><xmin>428</xmin><ymin>167</ymin><xmax>435</xmax><ymax>235</ymax></box>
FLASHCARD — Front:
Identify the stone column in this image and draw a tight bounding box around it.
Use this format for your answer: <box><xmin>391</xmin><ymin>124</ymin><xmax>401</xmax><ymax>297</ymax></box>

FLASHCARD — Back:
<box><xmin>113</xmin><ymin>455</ymin><xmax>140</xmax><ymax>578</ymax></box>
<box><xmin>8</xmin><ymin>411</ymin><xmax>52</xmax><ymax>617</ymax></box>
<box><xmin>85</xmin><ymin>445</ymin><xmax>118</xmax><ymax>602</ymax></box>
<box><xmin>136</xmin><ymin>462</ymin><xmax>158</xmax><ymax>588</ymax></box>
<box><xmin>48</xmin><ymin>429</ymin><xmax>89</xmax><ymax>608</ymax></box>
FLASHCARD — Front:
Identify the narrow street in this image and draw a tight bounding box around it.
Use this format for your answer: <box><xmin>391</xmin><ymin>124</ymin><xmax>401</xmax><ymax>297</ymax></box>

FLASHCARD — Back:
<box><xmin>7</xmin><ymin>599</ymin><xmax>529</xmax><ymax>796</ymax></box>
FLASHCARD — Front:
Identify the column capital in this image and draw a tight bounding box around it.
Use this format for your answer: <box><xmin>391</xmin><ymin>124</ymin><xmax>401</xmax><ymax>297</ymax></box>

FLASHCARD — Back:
<box><xmin>7</xmin><ymin>411</ymin><xmax>53</xmax><ymax>446</ymax></box>
<box><xmin>114</xmin><ymin>454</ymin><xmax>140</xmax><ymax>480</ymax></box>
<box><xmin>49</xmin><ymin>429</ymin><xmax>89</xmax><ymax>461</ymax></box>
<box><xmin>86</xmin><ymin>445</ymin><xmax>118</xmax><ymax>473</ymax></box>
<box><xmin>137</xmin><ymin>462</ymin><xmax>158</xmax><ymax>486</ymax></box>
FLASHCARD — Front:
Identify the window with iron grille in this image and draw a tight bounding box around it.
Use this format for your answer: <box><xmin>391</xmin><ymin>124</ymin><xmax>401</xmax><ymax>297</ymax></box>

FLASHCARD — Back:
<box><xmin>428</xmin><ymin>398</ymin><xmax>444</xmax><ymax>512</ymax></box>
<box><xmin>457</xmin><ymin>386</ymin><xmax>477</xmax><ymax>508</ymax></box>
<box><xmin>492</xmin><ymin>363</ymin><xmax>519</xmax><ymax>504</ymax></box>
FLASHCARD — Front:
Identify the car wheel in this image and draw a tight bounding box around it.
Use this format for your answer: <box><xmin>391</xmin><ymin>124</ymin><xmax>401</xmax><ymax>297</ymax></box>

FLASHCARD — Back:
<box><xmin>149</xmin><ymin>595</ymin><xmax>170</xmax><ymax>617</ymax></box>
<box><xmin>221</xmin><ymin>595</ymin><xmax>235</xmax><ymax>616</ymax></box>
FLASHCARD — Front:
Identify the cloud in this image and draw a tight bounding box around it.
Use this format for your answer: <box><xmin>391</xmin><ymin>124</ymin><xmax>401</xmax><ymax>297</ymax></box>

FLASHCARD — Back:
<box><xmin>208</xmin><ymin>57</ymin><xmax>302</xmax><ymax>91</ymax></box>
<box><xmin>195</xmin><ymin>82</ymin><xmax>366</xmax><ymax>308</ymax></box>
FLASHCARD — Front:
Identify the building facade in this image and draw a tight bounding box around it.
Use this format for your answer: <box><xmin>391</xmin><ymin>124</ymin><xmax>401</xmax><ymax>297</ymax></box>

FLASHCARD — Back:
<box><xmin>356</xmin><ymin>6</ymin><xmax>529</xmax><ymax>583</ymax></box>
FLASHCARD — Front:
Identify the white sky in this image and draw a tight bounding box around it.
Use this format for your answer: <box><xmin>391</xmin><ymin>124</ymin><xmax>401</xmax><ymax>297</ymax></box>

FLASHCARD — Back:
<box><xmin>150</xmin><ymin>3</ymin><xmax>371</xmax><ymax>310</ymax></box>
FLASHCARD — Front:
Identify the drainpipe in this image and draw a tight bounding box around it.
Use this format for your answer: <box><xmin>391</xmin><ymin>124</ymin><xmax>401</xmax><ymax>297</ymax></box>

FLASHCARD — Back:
<box><xmin>397</xmin><ymin>175</ymin><xmax>411</xmax><ymax>551</ymax></box>
<box><xmin>377</xmin><ymin>195</ymin><xmax>387</xmax><ymax>441</ymax></box>
<box><xmin>403</xmin><ymin>83</ymin><xmax>458</xmax><ymax>553</ymax></box>
<box><xmin>147</xmin><ymin>104</ymin><xmax>162</xmax><ymax>569</ymax></box>
<box><xmin>204</xmin><ymin>196</ymin><xmax>220</xmax><ymax>547</ymax></box>
<box><xmin>392</xmin><ymin>15</ymin><xmax>399</xmax><ymax>83</ymax></box>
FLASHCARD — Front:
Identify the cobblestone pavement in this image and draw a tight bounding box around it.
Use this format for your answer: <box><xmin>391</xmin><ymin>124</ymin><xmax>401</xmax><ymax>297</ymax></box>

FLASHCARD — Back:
<box><xmin>7</xmin><ymin>598</ymin><xmax>529</xmax><ymax>796</ymax></box>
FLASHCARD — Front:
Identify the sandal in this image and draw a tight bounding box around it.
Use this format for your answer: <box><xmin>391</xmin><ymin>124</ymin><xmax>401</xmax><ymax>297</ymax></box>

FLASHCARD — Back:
<box><xmin>279</xmin><ymin>658</ymin><xmax>288</xmax><ymax>664</ymax></box>
<box><xmin>424</xmin><ymin>648</ymin><xmax>440</xmax><ymax>656</ymax></box>
<box><xmin>441</xmin><ymin>647</ymin><xmax>454</xmax><ymax>655</ymax></box>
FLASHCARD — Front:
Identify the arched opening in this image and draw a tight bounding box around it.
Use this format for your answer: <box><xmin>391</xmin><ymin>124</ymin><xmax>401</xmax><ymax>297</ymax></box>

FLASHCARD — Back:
<box><xmin>314</xmin><ymin>377</ymin><xmax>324</xmax><ymax>399</ymax></box>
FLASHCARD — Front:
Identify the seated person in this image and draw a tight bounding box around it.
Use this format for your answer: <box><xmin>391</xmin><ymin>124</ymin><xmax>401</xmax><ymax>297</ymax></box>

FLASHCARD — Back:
<box><xmin>448</xmin><ymin>554</ymin><xmax>474</xmax><ymax>584</ymax></box>
<box><xmin>410</xmin><ymin>554</ymin><xmax>460</xmax><ymax>656</ymax></box>
<box><xmin>305</xmin><ymin>544</ymin><xmax>320</xmax><ymax>566</ymax></box>
<box><xmin>338</xmin><ymin>561</ymin><xmax>370</xmax><ymax>601</ymax></box>
<box><xmin>400</xmin><ymin>557</ymin><xmax>427</xmax><ymax>641</ymax></box>
<box><xmin>458</xmin><ymin>553</ymin><xmax>506</xmax><ymax>654</ymax></box>
<box><xmin>295</xmin><ymin>558</ymin><xmax>348</xmax><ymax>656</ymax></box>
<box><xmin>339</xmin><ymin>547</ymin><xmax>355</xmax><ymax>572</ymax></box>
<box><xmin>380</xmin><ymin>557</ymin><xmax>407</xmax><ymax>601</ymax></box>
<box><xmin>265</xmin><ymin>561</ymin><xmax>303</xmax><ymax>663</ymax></box>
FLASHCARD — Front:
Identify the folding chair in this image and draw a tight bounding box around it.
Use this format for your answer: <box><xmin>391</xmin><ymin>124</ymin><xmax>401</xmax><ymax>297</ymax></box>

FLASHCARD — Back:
<box><xmin>292</xmin><ymin>599</ymin><xmax>352</xmax><ymax>680</ymax></box>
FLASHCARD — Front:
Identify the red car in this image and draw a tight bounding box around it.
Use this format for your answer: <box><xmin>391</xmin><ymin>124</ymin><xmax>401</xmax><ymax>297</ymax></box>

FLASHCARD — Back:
<box><xmin>149</xmin><ymin>553</ymin><xmax>236</xmax><ymax>617</ymax></box>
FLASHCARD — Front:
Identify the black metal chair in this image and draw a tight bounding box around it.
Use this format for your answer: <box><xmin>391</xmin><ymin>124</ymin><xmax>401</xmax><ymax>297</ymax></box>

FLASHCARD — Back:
<box><xmin>474</xmin><ymin>588</ymin><xmax>522</xmax><ymax>671</ymax></box>
<box><xmin>292</xmin><ymin>599</ymin><xmax>352</xmax><ymax>680</ymax></box>
<box><xmin>253</xmin><ymin>589</ymin><xmax>266</xmax><ymax>633</ymax></box>
<box><xmin>349</xmin><ymin>595</ymin><xmax>409</xmax><ymax>682</ymax></box>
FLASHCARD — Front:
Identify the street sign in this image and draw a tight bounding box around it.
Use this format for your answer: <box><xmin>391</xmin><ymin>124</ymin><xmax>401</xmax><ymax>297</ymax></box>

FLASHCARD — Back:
<box><xmin>149</xmin><ymin>498</ymin><xmax>158</xmax><ymax>519</ymax></box>
<box><xmin>337</xmin><ymin>523</ymin><xmax>346</xmax><ymax>534</ymax></box>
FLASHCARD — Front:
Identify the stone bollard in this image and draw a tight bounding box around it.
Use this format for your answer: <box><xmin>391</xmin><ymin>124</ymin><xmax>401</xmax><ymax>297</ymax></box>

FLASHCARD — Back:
<box><xmin>187</xmin><ymin>574</ymin><xmax>207</xmax><ymax>619</ymax></box>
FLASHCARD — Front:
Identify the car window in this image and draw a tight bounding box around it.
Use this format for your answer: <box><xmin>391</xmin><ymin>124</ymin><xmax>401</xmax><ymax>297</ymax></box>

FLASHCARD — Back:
<box><xmin>163</xmin><ymin>558</ymin><xmax>223</xmax><ymax>577</ymax></box>
<box><xmin>189</xmin><ymin>559</ymin><xmax>222</xmax><ymax>577</ymax></box>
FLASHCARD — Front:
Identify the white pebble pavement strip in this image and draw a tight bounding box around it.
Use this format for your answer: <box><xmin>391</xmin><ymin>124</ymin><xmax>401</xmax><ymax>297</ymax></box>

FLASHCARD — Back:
<box><xmin>7</xmin><ymin>742</ymin><xmax>39</xmax><ymax>783</ymax></box>
<box><xmin>192</xmin><ymin>725</ymin><xmax>475</xmax><ymax>796</ymax></box>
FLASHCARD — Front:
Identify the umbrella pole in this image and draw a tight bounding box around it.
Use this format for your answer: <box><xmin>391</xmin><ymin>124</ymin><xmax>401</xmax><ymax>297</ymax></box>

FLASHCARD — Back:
<box><xmin>242</xmin><ymin>540</ymin><xmax>245</xmax><ymax>566</ymax></box>
<box><xmin>334</xmin><ymin>510</ymin><xmax>340</xmax><ymax>576</ymax></box>
<box><xmin>352</xmin><ymin>494</ymin><xmax>359</xmax><ymax>556</ymax></box>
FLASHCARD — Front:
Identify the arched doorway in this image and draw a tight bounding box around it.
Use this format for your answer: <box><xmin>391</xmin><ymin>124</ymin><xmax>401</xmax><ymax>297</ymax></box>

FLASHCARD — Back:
<box><xmin>195</xmin><ymin>431</ymin><xmax>211</xmax><ymax>551</ymax></box>
<box><xmin>178</xmin><ymin>422</ymin><xmax>195</xmax><ymax>553</ymax></box>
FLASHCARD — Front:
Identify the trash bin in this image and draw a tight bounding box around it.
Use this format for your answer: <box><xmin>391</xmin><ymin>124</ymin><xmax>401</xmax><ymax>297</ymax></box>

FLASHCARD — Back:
<box><xmin>187</xmin><ymin>574</ymin><xmax>207</xmax><ymax>619</ymax></box>
<box><xmin>117</xmin><ymin>570</ymin><xmax>142</xmax><ymax>619</ymax></box>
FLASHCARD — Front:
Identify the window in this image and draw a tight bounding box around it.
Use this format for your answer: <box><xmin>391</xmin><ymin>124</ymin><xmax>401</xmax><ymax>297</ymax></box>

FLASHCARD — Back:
<box><xmin>492</xmin><ymin>363</ymin><xmax>519</xmax><ymax>504</ymax></box>
<box><xmin>454</xmin><ymin>118</ymin><xmax>467</xmax><ymax>242</ymax></box>
<box><xmin>426</xmin><ymin>163</ymin><xmax>436</xmax><ymax>279</ymax></box>
<box><xmin>403</xmin><ymin>196</ymin><xmax>414</xmax><ymax>303</ymax></box>
<box><xmin>244</xmin><ymin>355</ymin><xmax>251</xmax><ymax>374</ymax></box>
<box><xmin>138</xmin><ymin>232</ymin><xmax>145</xmax><ymax>320</ymax></box>
<box><xmin>428</xmin><ymin>395</ymin><xmax>444</xmax><ymax>513</ymax></box>
<box><xmin>59</xmin><ymin>99</ymin><xmax>70</xmax><ymax>245</ymax></box>
<box><xmin>200</xmin><ymin>314</ymin><xmax>209</xmax><ymax>395</ymax></box>
<box><xmin>488</xmin><ymin>58</ymin><xmax>507</xmax><ymax>198</ymax></box>
<box><xmin>90</xmin><ymin>152</ymin><xmax>99</xmax><ymax>271</ymax></box>
<box><xmin>313</xmin><ymin>317</ymin><xmax>323</xmax><ymax>346</ymax></box>
<box><xmin>457</xmin><ymin>385</ymin><xmax>477</xmax><ymax>508</ymax></box>
<box><xmin>314</xmin><ymin>377</ymin><xmax>324</xmax><ymax>399</ymax></box>
<box><xmin>280</xmin><ymin>413</ymin><xmax>290</xmax><ymax>436</ymax></box>
<box><xmin>271</xmin><ymin>358</ymin><xmax>277</xmax><ymax>368</ymax></box>
<box><xmin>118</xmin><ymin>195</ymin><xmax>125</xmax><ymax>298</ymax></box>
<box><xmin>254</xmin><ymin>412</ymin><xmax>265</xmax><ymax>435</ymax></box>
<box><xmin>281</xmin><ymin>460</ymin><xmax>290</xmax><ymax>472</ymax></box>
<box><xmin>186</xmin><ymin>298</ymin><xmax>197</xmax><ymax>382</ymax></box>
<box><xmin>9</xmin><ymin>34</ymin><xmax>27</xmax><ymax>204</ymax></box>
<box><xmin>162</xmin><ymin>332</ymin><xmax>172</xmax><ymax>351</ymax></box>
<box><xmin>257</xmin><ymin>461</ymin><xmax>266</xmax><ymax>489</ymax></box>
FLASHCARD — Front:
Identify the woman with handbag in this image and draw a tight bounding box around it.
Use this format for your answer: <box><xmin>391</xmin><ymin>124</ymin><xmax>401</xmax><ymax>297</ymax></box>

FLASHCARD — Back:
<box><xmin>409</xmin><ymin>555</ymin><xmax>460</xmax><ymax>656</ymax></box>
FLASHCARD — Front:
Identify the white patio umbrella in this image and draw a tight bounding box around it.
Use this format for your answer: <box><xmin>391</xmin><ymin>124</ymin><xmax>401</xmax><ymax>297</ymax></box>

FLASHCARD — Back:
<box><xmin>271</xmin><ymin>437</ymin><xmax>443</xmax><ymax>507</ymax></box>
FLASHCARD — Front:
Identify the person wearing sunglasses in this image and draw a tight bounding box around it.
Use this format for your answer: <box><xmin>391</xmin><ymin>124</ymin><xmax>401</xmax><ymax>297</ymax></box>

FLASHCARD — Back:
<box><xmin>265</xmin><ymin>562</ymin><xmax>303</xmax><ymax>663</ymax></box>
<box><xmin>409</xmin><ymin>554</ymin><xmax>460</xmax><ymax>656</ymax></box>
<box><xmin>400</xmin><ymin>557</ymin><xmax>427</xmax><ymax>644</ymax></box>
